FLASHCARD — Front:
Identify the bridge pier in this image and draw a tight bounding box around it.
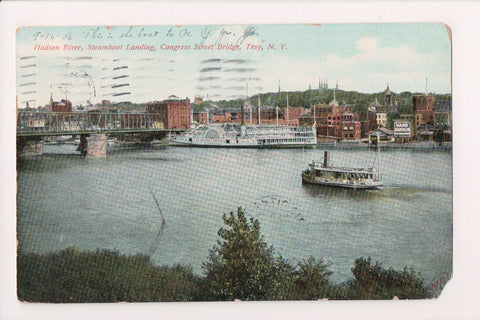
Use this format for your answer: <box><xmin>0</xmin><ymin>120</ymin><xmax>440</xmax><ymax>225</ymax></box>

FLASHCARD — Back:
<box><xmin>78</xmin><ymin>134</ymin><xmax>107</xmax><ymax>158</ymax></box>
<box><xmin>17</xmin><ymin>137</ymin><xmax>43</xmax><ymax>157</ymax></box>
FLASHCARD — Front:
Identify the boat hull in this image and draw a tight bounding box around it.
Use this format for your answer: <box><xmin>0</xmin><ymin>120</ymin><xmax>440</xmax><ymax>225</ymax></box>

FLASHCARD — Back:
<box><xmin>169</xmin><ymin>140</ymin><xmax>317</xmax><ymax>148</ymax></box>
<box><xmin>302</xmin><ymin>173</ymin><xmax>382</xmax><ymax>189</ymax></box>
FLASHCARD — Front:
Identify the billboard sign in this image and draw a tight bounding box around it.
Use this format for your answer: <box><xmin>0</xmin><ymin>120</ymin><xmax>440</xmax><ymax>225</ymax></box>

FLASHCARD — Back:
<box><xmin>394</xmin><ymin>121</ymin><xmax>411</xmax><ymax>137</ymax></box>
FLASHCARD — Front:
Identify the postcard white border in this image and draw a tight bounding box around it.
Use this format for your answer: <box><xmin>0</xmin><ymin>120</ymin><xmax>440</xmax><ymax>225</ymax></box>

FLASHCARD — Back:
<box><xmin>2</xmin><ymin>1</ymin><xmax>480</xmax><ymax>320</ymax></box>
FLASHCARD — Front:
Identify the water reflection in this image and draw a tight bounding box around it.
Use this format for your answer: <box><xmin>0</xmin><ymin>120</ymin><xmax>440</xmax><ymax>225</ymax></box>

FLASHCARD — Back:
<box><xmin>301</xmin><ymin>183</ymin><xmax>380</xmax><ymax>201</ymax></box>
<box><xmin>17</xmin><ymin>153</ymin><xmax>88</xmax><ymax>174</ymax></box>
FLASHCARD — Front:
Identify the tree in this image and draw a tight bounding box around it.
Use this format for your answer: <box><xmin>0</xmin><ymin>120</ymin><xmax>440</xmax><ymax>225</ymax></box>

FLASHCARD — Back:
<box><xmin>345</xmin><ymin>257</ymin><xmax>432</xmax><ymax>299</ymax></box>
<box><xmin>387</xmin><ymin>112</ymin><xmax>400</xmax><ymax>130</ymax></box>
<box><xmin>201</xmin><ymin>207</ymin><xmax>336</xmax><ymax>301</ymax></box>
<box><xmin>202</xmin><ymin>207</ymin><xmax>277</xmax><ymax>301</ymax></box>
<box><xmin>292</xmin><ymin>257</ymin><xmax>333</xmax><ymax>300</ymax></box>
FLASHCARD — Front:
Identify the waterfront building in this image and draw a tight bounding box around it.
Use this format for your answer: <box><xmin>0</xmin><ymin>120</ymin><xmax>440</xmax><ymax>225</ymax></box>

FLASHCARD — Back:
<box><xmin>206</xmin><ymin>105</ymin><xmax>305</xmax><ymax>126</ymax></box>
<box><xmin>342</xmin><ymin>121</ymin><xmax>362</xmax><ymax>140</ymax></box>
<box><xmin>298</xmin><ymin>112</ymin><xmax>313</xmax><ymax>127</ymax></box>
<box><xmin>376</xmin><ymin>112</ymin><xmax>388</xmax><ymax>128</ymax></box>
<box><xmin>147</xmin><ymin>95</ymin><xmax>191</xmax><ymax>129</ymax></box>
<box><xmin>359</xmin><ymin>110</ymin><xmax>378</xmax><ymax>139</ymax></box>
<box><xmin>213</xmin><ymin>111</ymin><xmax>233</xmax><ymax>123</ymax></box>
<box><xmin>284</xmin><ymin>106</ymin><xmax>304</xmax><ymax>126</ymax></box>
<box><xmin>433</xmin><ymin>99</ymin><xmax>452</xmax><ymax>142</ymax></box>
<box><xmin>433</xmin><ymin>99</ymin><xmax>452</xmax><ymax>129</ymax></box>
<box><xmin>309</xmin><ymin>95</ymin><xmax>362</xmax><ymax>141</ymax></box>
<box><xmin>369</xmin><ymin>127</ymin><xmax>394</xmax><ymax>144</ymax></box>
<box><xmin>412</xmin><ymin>94</ymin><xmax>434</xmax><ymax>137</ymax></box>
<box><xmin>193</xmin><ymin>110</ymin><xmax>209</xmax><ymax>125</ymax></box>
<box><xmin>50</xmin><ymin>94</ymin><xmax>72</xmax><ymax>113</ymax></box>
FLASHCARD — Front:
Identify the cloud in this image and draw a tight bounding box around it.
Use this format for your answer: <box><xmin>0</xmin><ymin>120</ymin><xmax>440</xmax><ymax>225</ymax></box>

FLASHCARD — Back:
<box><xmin>356</xmin><ymin>37</ymin><xmax>379</xmax><ymax>54</ymax></box>
<box><xmin>254</xmin><ymin>36</ymin><xmax>449</xmax><ymax>94</ymax></box>
<box><xmin>327</xmin><ymin>37</ymin><xmax>423</xmax><ymax>73</ymax></box>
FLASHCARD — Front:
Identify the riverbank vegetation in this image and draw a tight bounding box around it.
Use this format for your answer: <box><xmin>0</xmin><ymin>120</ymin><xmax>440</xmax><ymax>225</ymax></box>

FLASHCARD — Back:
<box><xmin>17</xmin><ymin>207</ymin><xmax>432</xmax><ymax>302</ymax></box>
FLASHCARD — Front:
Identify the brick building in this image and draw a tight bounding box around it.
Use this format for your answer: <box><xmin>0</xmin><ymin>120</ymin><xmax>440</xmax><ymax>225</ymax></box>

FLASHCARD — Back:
<box><xmin>433</xmin><ymin>100</ymin><xmax>451</xmax><ymax>128</ymax></box>
<box><xmin>298</xmin><ymin>112</ymin><xmax>313</xmax><ymax>127</ymax></box>
<box><xmin>205</xmin><ymin>106</ymin><xmax>305</xmax><ymax>126</ymax></box>
<box><xmin>147</xmin><ymin>96</ymin><xmax>191</xmax><ymax>129</ymax></box>
<box><xmin>433</xmin><ymin>99</ymin><xmax>452</xmax><ymax>142</ymax></box>
<box><xmin>359</xmin><ymin>110</ymin><xmax>377</xmax><ymax>139</ymax></box>
<box><xmin>412</xmin><ymin>94</ymin><xmax>434</xmax><ymax>136</ymax></box>
<box><xmin>283</xmin><ymin>106</ymin><xmax>304</xmax><ymax>126</ymax></box>
<box><xmin>311</xmin><ymin>100</ymin><xmax>339</xmax><ymax>137</ymax></box>
<box><xmin>50</xmin><ymin>94</ymin><xmax>72</xmax><ymax>112</ymax></box>
<box><xmin>342</xmin><ymin>121</ymin><xmax>362</xmax><ymax>140</ymax></box>
<box><xmin>193</xmin><ymin>111</ymin><xmax>209</xmax><ymax>125</ymax></box>
<box><xmin>308</xmin><ymin>97</ymin><xmax>362</xmax><ymax>140</ymax></box>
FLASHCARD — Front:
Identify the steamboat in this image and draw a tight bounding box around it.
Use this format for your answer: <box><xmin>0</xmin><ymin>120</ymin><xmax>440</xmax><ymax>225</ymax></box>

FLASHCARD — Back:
<box><xmin>302</xmin><ymin>150</ymin><xmax>382</xmax><ymax>189</ymax></box>
<box><xmin>169</xmin><ymin>123</ymin><xmax>317</xmax><ymax>148</ymax></box>
<box><xmin>169</xmin><ymin>91</ymin><xmax>317</xmax><ymax>148</ymax></box>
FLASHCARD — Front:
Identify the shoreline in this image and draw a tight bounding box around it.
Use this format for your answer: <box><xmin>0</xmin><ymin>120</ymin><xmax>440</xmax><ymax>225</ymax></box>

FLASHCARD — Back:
<box><xmin>315</xmin><ymin>141</ymin><xmax>452</xmax><ymax>152</ymax></box>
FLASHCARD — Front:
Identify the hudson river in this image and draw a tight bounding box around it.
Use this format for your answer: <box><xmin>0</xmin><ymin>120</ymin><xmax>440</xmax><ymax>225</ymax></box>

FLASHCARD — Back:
<box><xmin>17</xmin><ymin>145</ymin><xmax>452</xmax><ymax>284</ymax></box>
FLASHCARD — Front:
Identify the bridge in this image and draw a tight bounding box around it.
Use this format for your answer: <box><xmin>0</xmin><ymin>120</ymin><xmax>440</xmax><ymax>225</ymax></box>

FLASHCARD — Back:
<box><xmin>17</xmin><ymin>111</ymin><xmax>185</xmax><ymax>157</ymax></box>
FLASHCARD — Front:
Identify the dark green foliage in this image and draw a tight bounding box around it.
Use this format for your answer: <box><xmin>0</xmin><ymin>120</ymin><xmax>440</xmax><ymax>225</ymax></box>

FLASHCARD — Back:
<box><xmin>291</xmin><ymin>257</ymin><xmax>333</xmax><ymax>300</ymax></box>
<box><xmin>17</xmin><ymin>210</ymin><xmax>435</xmax><ymax>302</ymax></box>
<box><xmin>17</xmin><ymin>247</ymin><xmax>200</xmax><ymax>302</ymax></box>
<box><xmin>387</xmin><ymin>112</ymin><xmax>400</xmax><ymax>130</ymax></box>
<box><xmin>201</xmin><ymin>207</ymin><xmax>333</xmax><ymax>301</ymax></box>
<box><xmin>201</xmin><ymin>207</ymin><xmax>277</xmax><ymax>301</ymax></box>
<box><xmin>343</xmin><ymin>257</ymin><xmax>432</xmax><ymax>299</ymax></box>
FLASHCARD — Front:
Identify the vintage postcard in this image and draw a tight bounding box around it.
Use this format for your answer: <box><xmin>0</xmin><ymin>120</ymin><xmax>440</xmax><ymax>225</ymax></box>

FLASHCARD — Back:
<box><xmin>15</xmin><ymin>23</ymin><xmax>453</xmax><ymax>303</ymax></box>
<box><xmin>4</xmin><ymin>1</ymin><xmax>478</xmax><ymax>318</ymax></box>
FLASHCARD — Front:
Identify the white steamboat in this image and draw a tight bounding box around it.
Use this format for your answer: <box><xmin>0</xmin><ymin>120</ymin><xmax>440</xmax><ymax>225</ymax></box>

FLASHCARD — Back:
<box><xmin>169</xmin><ymin>123</ymin><xmax>317</xmax><ymax>148</ymax></box>
<box><xmin>302</xmin><ymin>150</ymin><xmax>382</xmax><ymax>189</ymax></box>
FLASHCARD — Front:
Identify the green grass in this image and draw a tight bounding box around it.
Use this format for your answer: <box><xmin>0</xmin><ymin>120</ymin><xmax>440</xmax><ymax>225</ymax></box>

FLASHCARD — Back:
<box><xmin>17</xmin><ymin>248</ymin><xmax>200</xmax><ymax>303</ymax></box>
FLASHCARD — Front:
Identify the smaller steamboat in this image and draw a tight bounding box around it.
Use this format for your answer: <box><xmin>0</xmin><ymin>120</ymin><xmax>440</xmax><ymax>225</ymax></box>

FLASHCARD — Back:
<box><xmin>302</xmin><ymin>151</ymin><xmax>382</xmax><ymax>189</ymax></box>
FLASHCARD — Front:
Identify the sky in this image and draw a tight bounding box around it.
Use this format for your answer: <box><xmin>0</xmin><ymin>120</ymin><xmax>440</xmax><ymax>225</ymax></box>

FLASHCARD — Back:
<box><xmin>16</xmin><ymin>23</ymin><xmax>451</xmax><ymax>108</ymax></box>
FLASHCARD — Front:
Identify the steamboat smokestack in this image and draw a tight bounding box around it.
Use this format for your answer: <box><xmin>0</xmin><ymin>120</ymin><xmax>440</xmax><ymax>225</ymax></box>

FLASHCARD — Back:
<box><xmin>323</xmin><ymin>151</ymin><xmax>329</xmax><ymax>167</ymax></box>
<box><xmin>241</xmin><ymin>102</ymin><xmax>245</xmax><ymax>126</ymax></box>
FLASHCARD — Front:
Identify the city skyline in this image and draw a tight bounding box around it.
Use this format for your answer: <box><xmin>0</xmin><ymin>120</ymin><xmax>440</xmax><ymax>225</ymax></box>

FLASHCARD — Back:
<box><xmin>16</xmin><ymin>24</ymin><xmax>451</xmax><ymax>108</ymax></box>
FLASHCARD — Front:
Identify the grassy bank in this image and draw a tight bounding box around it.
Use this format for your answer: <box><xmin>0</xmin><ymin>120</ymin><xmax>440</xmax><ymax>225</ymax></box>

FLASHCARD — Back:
<box><xmin>17</xmin><ymin>248</ymin><xmax>200</xmax><ymax>302</ymax></box>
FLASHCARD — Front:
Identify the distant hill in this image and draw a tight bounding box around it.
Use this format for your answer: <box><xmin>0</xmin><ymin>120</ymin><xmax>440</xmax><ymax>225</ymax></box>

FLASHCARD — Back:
<box><xmin>194</xmin><ymin>89</ymin><xmax>451</xmax><ymax>115</ymax></box>
<box><xmin>105</xmin><ymin>89</ymin><xmax>451</xmax><ymax>115</ymax></box>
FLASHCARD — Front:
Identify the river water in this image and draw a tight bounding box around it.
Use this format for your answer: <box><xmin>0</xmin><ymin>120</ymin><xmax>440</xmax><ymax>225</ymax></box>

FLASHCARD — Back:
<box><xmin>17</xmin><ymin>144</ymin><xmax>452</xmax><ymax>284</ymax></box>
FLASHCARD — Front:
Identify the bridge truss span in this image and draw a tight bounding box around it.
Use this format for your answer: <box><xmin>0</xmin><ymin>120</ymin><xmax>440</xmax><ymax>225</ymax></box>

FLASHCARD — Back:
<box><xmin>16</xmin><ymin>111</ymin><xmax>182</xmax><ymax>137</ymax></box>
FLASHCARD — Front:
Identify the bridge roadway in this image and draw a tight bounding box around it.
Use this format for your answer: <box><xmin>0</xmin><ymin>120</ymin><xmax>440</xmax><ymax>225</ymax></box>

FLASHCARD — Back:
<box><xmin>16</xmin><ymin>111</ymin><xmax>186</xmax><ymax>157</ymax></box>
<box><xmin>17</xmin><ymin>111</ymin><xmax>185</xmax><ymax>137</ymax></box>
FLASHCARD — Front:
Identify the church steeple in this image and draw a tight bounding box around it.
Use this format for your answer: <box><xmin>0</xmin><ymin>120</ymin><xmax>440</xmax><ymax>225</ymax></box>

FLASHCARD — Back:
<box><xmin>384</xmin><ymin>83</ymin><xmax>392</xmax><ymax>106</ymax></box>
